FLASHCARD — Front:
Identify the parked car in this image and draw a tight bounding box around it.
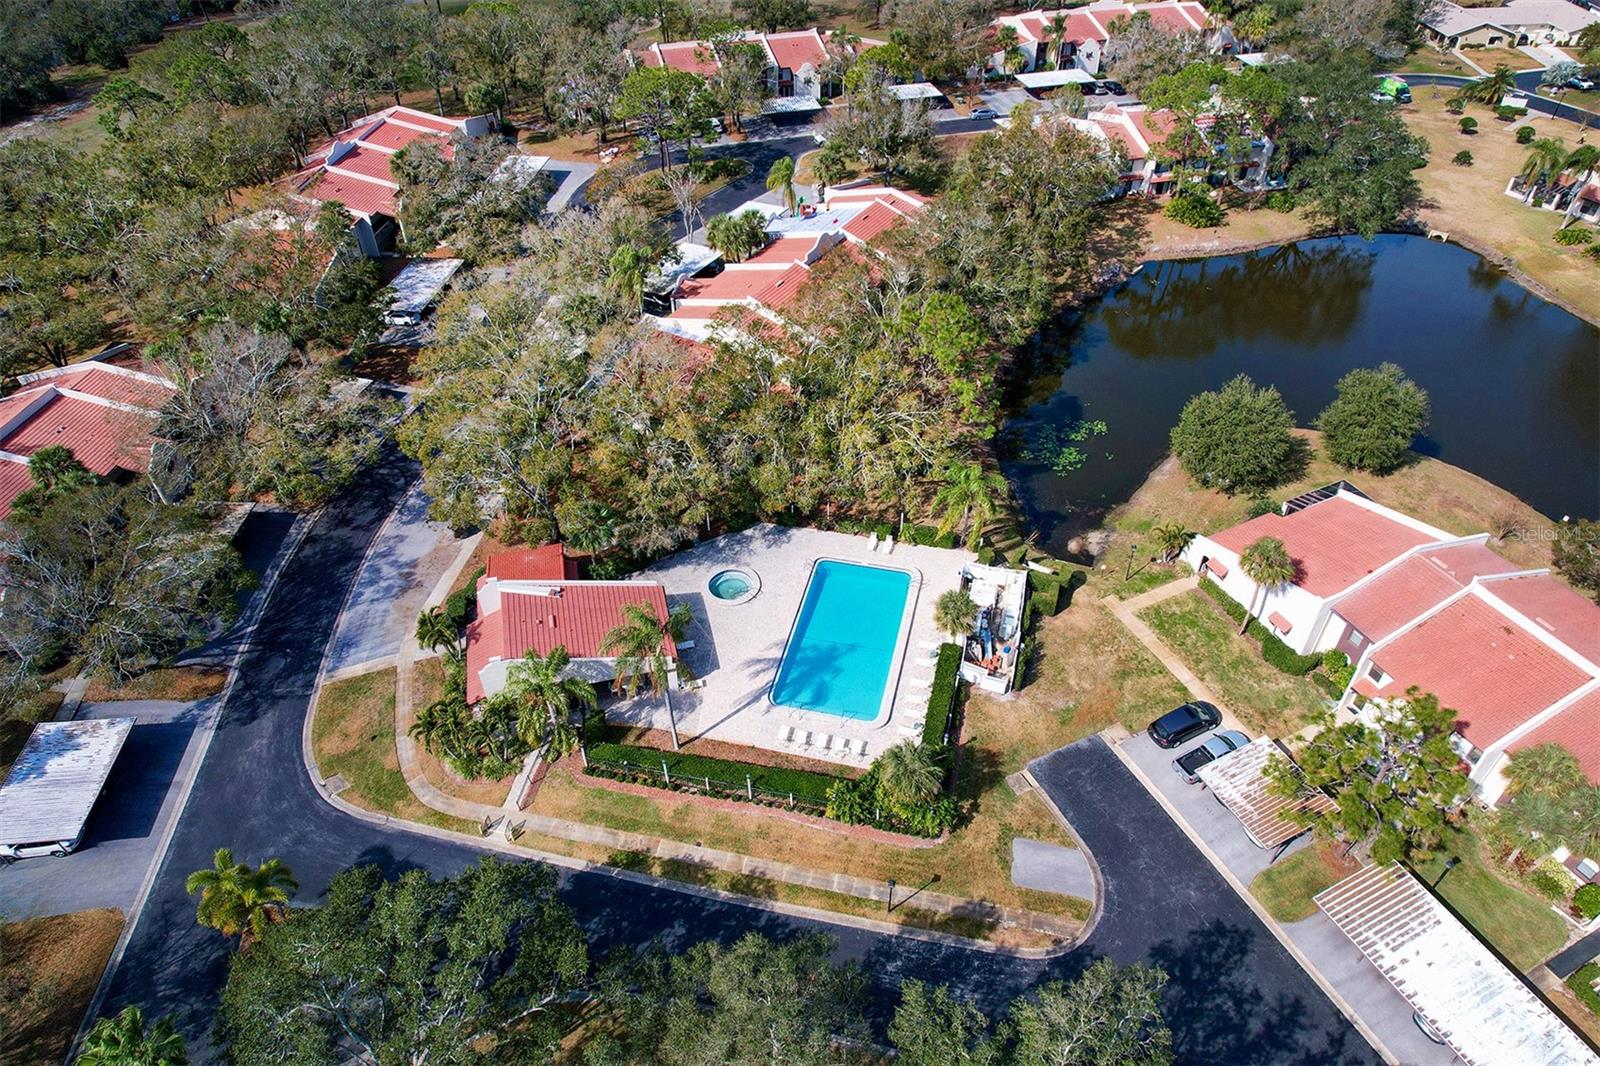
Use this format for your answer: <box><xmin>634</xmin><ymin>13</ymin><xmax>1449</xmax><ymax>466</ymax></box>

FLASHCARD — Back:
<box><xmin>1569</xmin><ymin>76</ymin><xmax>1597</xmax><ymax>91</ymax></box>
<box><xmin>1147</xmin><ymin>701</ymin><xmax>1222</xmax><ymax>748</ymax></box>
<box><xmin>969</xmin><ymin>106</ymin><xmax>998</xmax><ymax>120</ymax></box>
<box><xmin>1172</xmin><ymin>729</ymin><xmax>1250</xmax><ymax>783</ymax></box>
<box><xmin>1099</xmin><ymin>80</ymin><xmax>1128</xmax><ymax>96</ymax></box>
<box><xmin>1080</xmin><ymin>81</ymin><xmax>1109</xmax><ymax>95</ymax></box>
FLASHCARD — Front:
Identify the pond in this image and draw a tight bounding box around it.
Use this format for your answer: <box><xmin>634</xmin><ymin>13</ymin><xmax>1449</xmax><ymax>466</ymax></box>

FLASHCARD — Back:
<box><xmin>1003</xmin><ymin>234</ymin><xmax>1600</xmax><ymax>555</ymax></box>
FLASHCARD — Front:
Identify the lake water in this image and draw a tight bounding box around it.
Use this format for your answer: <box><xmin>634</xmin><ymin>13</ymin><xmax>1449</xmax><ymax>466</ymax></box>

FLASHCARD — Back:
<box><xmin>1002</xmin><ymin>234</ymin><xmax>1600</xmax><ymax>554</ymax></box>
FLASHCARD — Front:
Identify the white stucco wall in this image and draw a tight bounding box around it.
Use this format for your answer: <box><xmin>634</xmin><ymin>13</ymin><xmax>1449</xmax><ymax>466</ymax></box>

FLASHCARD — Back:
<box><xmin>1180</xmin><ymin>534</ymin><xmax>1333</xmax><ymax>655</ymax></box>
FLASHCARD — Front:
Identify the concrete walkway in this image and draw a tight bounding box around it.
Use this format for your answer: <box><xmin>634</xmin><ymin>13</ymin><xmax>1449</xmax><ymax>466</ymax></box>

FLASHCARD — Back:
<box><xmin>1108</xmin><ymin>576</ymin><xmax>1251</xmax><ymax>735</ymax></box>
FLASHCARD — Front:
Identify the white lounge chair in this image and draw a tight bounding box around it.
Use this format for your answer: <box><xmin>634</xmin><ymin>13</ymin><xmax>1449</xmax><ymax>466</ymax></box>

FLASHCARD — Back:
<box><xmin>881</xmin><ymin>534</ymin><xmax>895</xmax><ymax>554</ymax></box>
<box><xmin>839</xmin><ymin>738</ymin><xmax>854</xmax><ymax>755</ymax></box>
<box><xmin>856</xmin><ymin>741</ymin><xmax>868</xmax><ymax>759</ymax></box>
<box><xmin>801</xmin><ymin>731</ymin><xmax>814</xmax><ymax>747</ymax></box>
<box><xmin>821</xmin><ymin>734</ymin><xmax>834</xmax><ymax>751</ymax></box>
<box><xmin>778</xmin><ymin>725</ymin><xmax>795</xmax><ymax>744</ymax></box>
<box><xmin>867</xmin><ymin>532</ymin><xmax>879</xmax><ymax>551</ymax></box>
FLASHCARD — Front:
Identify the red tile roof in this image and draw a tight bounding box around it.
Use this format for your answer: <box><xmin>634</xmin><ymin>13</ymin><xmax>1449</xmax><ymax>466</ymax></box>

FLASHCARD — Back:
<box><xmin>1212</xmin><ymin>496</ymin><xmax>1440</xmax><ymax>598</ymax></box>
<box><xmin>1332</xmin><ymin>543</ymin><xmax>1518</xmax><ymax>642</ymax></box>
<box><xmin>675</xmin><ymin>265</ymin><xmax>793</xmax><ymax>303</ymax></box>
<box><xmin>486</xmin><ymin>544</ymin><xmax>579</xmax><ymax>582</ymax></box>
<box><xmin>329</xmin><ymin>145</ymin><xmax>401</xmax><ymax>185</ymax></box>
<box><xmin>654</xmin><ymin>41</ymin><xmax>721</xmax><ymax>76</ymax></box>
<box><xmin>465</xmin><ymin>581</ymin><xmax>674</xmax><ymax>703</ymax></box>
<box><xmin>48</xmin><ymin>367</ymin><xmax>175</xmax><ymax>410</ymax></box>
<box><xmin>764</xmin><ymin>29</ymin><xmax>827</xmax><ymax>71</ymax></box>
<box><xmin>841</xmin><ymin>200</ymin><xmax>907</xmax><ymax>244</ymax></box>
<box><xmin>0</xmin><ymin>393</ymin><xmax>159</xmax><ymax>476</ymax></box>
<box><xmin>300</xmin><ymin>169</ymin><xmax>397</xmax><ymax>219</ymax></box>
<box><xmin>1364</xmin><ymin>593</ymin><xmax>1592</xmax><ymax>750</ymax></box>
<box><xmin>0</xmin><ymin>461</ymin><xmax>36</xmax><ymax>520</ymax></box>
<box><xmin>1484</xmin><ymin>574</ymin><xmax>1600</xmax><ymax>667</ymax></box>
<box><xmin>1512</xmin><ymin>688</ymin><xmax>1600</xmax><ymax>783</ymax></box>
<box><xmin>753</xmin><ymin>263</ymin><xmax>814</xmax><ymax>309</ymax></box>
<box><xmin>743</xmin><ymin>234</ymin><xmax>827</xmax><ymax>265</ymax></box>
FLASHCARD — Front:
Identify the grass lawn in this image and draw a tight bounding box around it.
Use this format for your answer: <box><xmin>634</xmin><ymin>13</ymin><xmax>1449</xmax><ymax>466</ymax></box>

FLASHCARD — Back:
<box><xmin>0</xmin><ymin>909</ymin><xmax>123</xmax><ymax>1066</ymax></box>
<box><xmin>1250</xmin><ymin>844</ymin><xmax>1361</xmax><ymax>922</ymax></box>
<box><xmin>1106</xmin><ymin>430</ymin><xmax>1566</xmax><ymax>575</ymax></box>
<box><xmin>1139</xmin><ymin>589</ymin><xmax>1328</xmax><ymax>736</ymax></box>
<box><xmin>794</xmin><ymin>147</ymin><xmax>868</xmax><ymax>189</ymax></box>
<box><xmin>1463</xmin><ymin>46</ymin><xmax>1547</xmax><ymax>72</ymax></box>
<box><xmin>311</xmin><ymin>667</ymin><xmax>477</xmax><ymax>834</ymax></box>
<box><xmin>1391</xmin><ymin>49</ymin><xmax>1479</xmax><ymax>77</ymax></box>
<box><xmin>83</xmin><ymin>665</ymin><xmax>228</xmax><ymax>703</ymax></box>
<box><xmin>1139</xmin><ymin>199</ymin><xmax>1317</xmax><ymax>261</ymax></box>
<box><xmin>1538</xmin><ymin>86</ymin><xmax>1600</xmax><ymax>112</ymax></box>
<box><xmin>1408</xmin><ymin>823</ymin><xmax>1567</xmax><ymax>971</ymax></box>
<box><xmin>1405</xmin><ymin>87</ymin><xmax>1600</xmax><ymax>323</ymax></box>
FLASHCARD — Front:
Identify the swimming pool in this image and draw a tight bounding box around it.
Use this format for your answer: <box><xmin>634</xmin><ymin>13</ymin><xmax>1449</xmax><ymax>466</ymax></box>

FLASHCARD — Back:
<box><xmin>770</xmin><ymin>560</ymin><xmax>912</xmax><ymax>721</ymax></box>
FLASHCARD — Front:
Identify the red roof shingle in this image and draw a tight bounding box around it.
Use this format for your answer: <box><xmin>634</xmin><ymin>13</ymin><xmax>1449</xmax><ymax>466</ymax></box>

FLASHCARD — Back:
<box><xmin>1332</xmin><ymin>543</ymin><xmax>1518</xmax><ymax>642</ymax></box>
<box><xmin>486</xmin><ymin>543</ymin><xmax>579</xmax><ymax>582</ymax></box>
<box><xmin>1212</xmin><ymin>496</ymin><xmax>1440</xmax><ymax>598</ymax></box>
<box><xmin>1512</xmin><ymin>688</ymin><xmax>1600</xmax><ymax>783</ymax></box>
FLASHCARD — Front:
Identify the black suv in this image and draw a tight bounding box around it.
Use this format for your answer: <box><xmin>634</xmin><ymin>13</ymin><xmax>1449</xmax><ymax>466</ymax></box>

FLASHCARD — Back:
<box><xmin>1147</xmin><ymin>701</ymin><xmax>1222</xmax><ymax>748</ymax></box>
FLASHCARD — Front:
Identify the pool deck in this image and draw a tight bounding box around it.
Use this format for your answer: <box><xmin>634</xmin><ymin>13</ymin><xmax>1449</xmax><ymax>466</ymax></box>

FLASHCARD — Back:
<box><xmin>615</xmin><ymin>524</ymin><xmax>973</xmax><ymax>766</ymax></box>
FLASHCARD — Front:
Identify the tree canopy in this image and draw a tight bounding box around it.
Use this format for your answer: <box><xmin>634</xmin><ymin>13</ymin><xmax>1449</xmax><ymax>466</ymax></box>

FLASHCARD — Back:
<box><xmin>1170</xmin><ymin>375</ymin><xmax>1303</xmax><ymax>495</ymax></box>
<box><xmin>1316</xmin><ymin>363</ymin><xmax>1430</xmax><ymax>473</ymax></box>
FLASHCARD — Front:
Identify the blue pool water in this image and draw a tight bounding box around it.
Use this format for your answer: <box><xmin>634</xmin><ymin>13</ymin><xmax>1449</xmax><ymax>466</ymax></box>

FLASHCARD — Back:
<box><xmin>770</xmin><ymin>560</ymin><xmax>911</xmax><ymax>720</ymax></box>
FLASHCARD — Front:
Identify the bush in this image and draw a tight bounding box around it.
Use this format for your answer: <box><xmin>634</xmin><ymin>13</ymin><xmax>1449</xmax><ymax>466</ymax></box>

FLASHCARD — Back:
<box><xmin>1164</xmin><ymin>191</ymin><xmax>1225</xmax><ymax>228</ymax></box>
<box><xmin>1530</xmin><ymin>857</ymin><xmax>1576</xmax><ymax>901</ymax></box>
<box><xmin>1321</xmin><ymin>650</ymin><xmax>1355</xmax><ymax>691</ymax></box>
<box><xmin>1170</xmin><ymin>375</ymin><xmax>1301</xmax><ymax>495</ymax></box>
<box><xmin>1247</xmin><ymin>496</ymin><xmax>1279</xmax><ymax>519</ymax></box>
<box><xmin>1446</xmin><ymin>96</ymin><xmax>1465</xmax><ymax>114</ymax></box>
<box><xmin>585</xmin><ymin>728</ymin><xmax>842</xmax><ymax>806</ymax></box>
<box><xmin>975</xmin><ymin>545</ymin><xmax>997</xmax><ymax>565</ymax></box>
<box><xmin>1555</xmin><ymin>227</ymin><xmax>1595</xmax><ymax>246</ymax></box>
<box><xmin>1459</xmin><ymin>116</ymin><xmax>1478</xmax><ymax>133</ymax></box>
<box><xmin>1567</xmin><ymin>963</ymin><xmax>1600</xmax><ymax>1016</ymax></box>
<box><xmin>1198</xmin><ymin>577</ymin><xmax>1320</xmax><ymax>675</ymax></box>
<box><xmin>1494</xmin><ymin>105</ymin><xmax>1521</xmax><ymax>121</ymax></box>
<box><xmin>1452</xmin><ymin>150</ymin><xmax>1473</xmax><ymax>166</ymax></box>
<box><xmin>1587</xmin><ymin>244</ymin><xmax>1600</xmax><ymax>263</ymax></box>
<box><xmin>1027</xmin><ymin>570</ymin><xmax>1062</xmax><ymax>617</ymax></box>
<box><xmin>1263</xmin><ymin>190</ymin><xmax>1296</xmax><ymax>212</ymax></box>
<box><xmin>1517</xmin><ymin>125</ymin><xmax>1536</xmax><ymax>144</ymax></box>
<box><xmin>1316</xmin><ymin>363</ymin><xmax>1431</xmax><ymax>474</ymax></box>
<box><xmin>902</xmin><ymin>523</ymin><xmax>957</xmax><ymax>548</ymax></box>
<box><xmin>1576</xmin><ymin>884</ymin><xmax>1600</xmax><ymax>921</ymax></box>
<box><xmin>923</xmin><ymin>643</ymin><xmax>963</xmax><ymax>748</ymax></box>
<box><xmin>443</xmin><ymin>566</ymin><xmax>484</xmax><ymax>627</ymax></box>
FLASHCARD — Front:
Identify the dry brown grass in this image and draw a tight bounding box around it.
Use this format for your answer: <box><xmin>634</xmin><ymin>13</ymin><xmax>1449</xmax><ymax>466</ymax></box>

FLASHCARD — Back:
<box><xmin>312</xmin><ymin>667</ymin><xmax>477</xmax><ymax>833</ymax></box>
<box><xmin>0</xmin><ymin>909</ymin><xmax>123</xmax><ymax>1066</ymax></box>
<box><xmin>83</xmin><ymin>666</ymin><xmax>229</xmax><ymax>704</ymax></box>
<box><xmin>1105</xmin><ymin>429</ymin><xmax>1561</xmax><ymax>572</ymax></box>
<box><xmin>410</xmin><ymin>656</ymin><xmax>518</xmax><ymax>807</ymax></box>
<box><xmin>1404</xmin><ymin>87</ymin><xmax>1600</xmax><ymax>323</ymax></box>
<box><xmin>1462</xmin><ymin>46</ymin><xmax>1546</xmax><ymax>71</ymax></box>
<box><xmin>1139</xmin><ymin>200</ymin><xmax>1316</xmax><ymax>261</ymax></box>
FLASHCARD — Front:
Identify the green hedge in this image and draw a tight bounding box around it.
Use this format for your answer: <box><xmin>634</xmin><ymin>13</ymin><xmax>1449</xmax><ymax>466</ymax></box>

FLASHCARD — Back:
<box><xmin>1198</xmin><ymin>577</ymin><xmax>1321</xmax><ymax>675</ymax></box>
<box><xmin>1027</xmin><ymin>569</ymin><xmax>1064</xmax><ymax>617</ymax></box>
<box><xmin>585</xmin><ymin>735</ymin><xmax>842</xmax><ymax>805</ymax></box>
<box><xmin>923</xmin><ymin>643</ymin><xmax>962</xmax><ymax>748</ymax></box>
<box><xmin>443</xmin><ymin>566</ymin><xmax>485</xmax><ymax>627</ymax></box>
<box><xmin>1569</xmin><ymin>963</ymin><xmax>1600</xmax><ymax>1017</ymax></box>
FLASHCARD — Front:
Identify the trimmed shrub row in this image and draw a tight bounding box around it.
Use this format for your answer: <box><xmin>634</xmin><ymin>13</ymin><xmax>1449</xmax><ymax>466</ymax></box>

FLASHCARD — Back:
<box><xmin>1568</xmin><ymin>963</ymin><xmax>1600</xmax><ymax>1017</ymax></box>
<box><xmin>923</xmin><ymin>643</ymin><xmax>962</xmax><ymax>749</ymax></box>
<box><xmin>1198</xmin><ymin>577</ymin><xmax>1322</xmax><ymax>675</ymax></box>
<box><xmin>584</xmin><ymin>730</ymin><xmax>842</xmax><ymax>806</ymax></box>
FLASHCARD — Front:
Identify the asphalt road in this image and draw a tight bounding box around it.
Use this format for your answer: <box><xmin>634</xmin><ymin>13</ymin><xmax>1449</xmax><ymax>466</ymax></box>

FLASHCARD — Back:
<box><xmin>1394</xmin><ymin>71</ymin><xmax>1600</xmax><ymax>127</ymax></box>
<box><xmin>96</xmin><ymin>449</ymin><xmax>1375</xmax><ymax>1063</ymax></box>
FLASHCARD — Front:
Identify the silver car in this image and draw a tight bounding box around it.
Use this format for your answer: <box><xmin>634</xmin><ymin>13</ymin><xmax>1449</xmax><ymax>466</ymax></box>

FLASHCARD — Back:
<box><xmin>1172</xmin><ymin>729</ymin><xmax>1251</xmax><ymax>784</ymax></box>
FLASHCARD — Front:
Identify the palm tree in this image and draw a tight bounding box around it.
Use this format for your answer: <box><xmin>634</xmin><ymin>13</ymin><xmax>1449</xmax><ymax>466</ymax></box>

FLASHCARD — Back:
<box><xmin>415</xmin><ymin>605</ymin><xmax>463</xmax><ymax>664</ymax></box>
<box><xmin>1465</xmin><ymin>64</ymin><xmax>1517</xmax><ymax>103</ymax></box>
<box><xmin>1237</xmin><ymin>535</ymin><xmax>1295</xmax><ymax>636</ymax></box>
<box><xmin>877</xmin><ymin>740</ymin><xmax>946</xmax><ymax>807</ymax></box>
<box><xmin>601</xmin><ymin>602</ymin><xmax>693</xmax><ymax>699</ymax></box>
<box><xmin>1504</xmin><ymin>742</ymin><xmax>1585</xmax><ymax>798</ymax></box>
<box><xmin>766</xmin><ymin>155</ymin><xmax>798</xmax><ymax>216</ymax></box>
<box><xmin>1517</xmin><ymin>137</ymin><xmax>1569</xmax><ymax>200</ymax></box>
<box><xmin>705</xmin><ymin>212</ymin><xmax>752</xmax><ymax>262</ymax></box>
<box><xmin>503</xmin><ymin>646</ymin><xmax>596</xmax><ymax>760</ymax></box>
<box><xmin>409</xmin><ymin>693</ymin><xmax>472</xmax><ymax>760</ymax></box>
<box><xmin>934</xmin><ymin>461</ymin><xmax>1010</xmax><ymax>551</ymax></box>
<box><xmin>812</xmin><ymin>141</ymin><xmax>851</xmax><ymax>200</ymax></box>
<box><xmin>934</xmin><ymin>588</ymin><xmax>977</xmax><ymax>641</ymax></box>
<box><xmin>1151</xmin><ymin>521</ymin><xmax>1195</xmax><ymax>564</ymax></box>
<box><xmin>608</xmin><ymin>243</ymin><xmax>652</xmax><ymax>307</ymax></box>
<box><xmin>184</xmin><ymin>848</ymin><xmax>297</xmax><ymax>943</ymax></box>
<box><xmin>78</xmin><ymin>1005</ymin><xmax>187</xmax><ymax>1066</ymax></box>
<box><xmin>1565</xmin><ymin>786</ymin><xmax>1600</xmax><ymax>856</ymax></box>
<box><xmin>1046</xmin><ymin>13</ymin><xmax>1069</xmax><ymax>70</ymax></box>
<box><xmin>994</xmin><ymin>25</ymin><xmax>1026</xmax><ymax>75</ymax></box>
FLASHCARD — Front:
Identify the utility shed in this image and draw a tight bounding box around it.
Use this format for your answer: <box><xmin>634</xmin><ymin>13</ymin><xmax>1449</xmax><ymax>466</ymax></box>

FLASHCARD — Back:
<box><xmin>382</xmin><ymin>258</ymin><xmax>464</xmax><ymax>325</ymax></box>
<box><xmin>1316</xmin><ymin>863</ymin><xmax>1598</xmax><ymax>1066</ymax></box>
<box><xmin>0</xmin><ymin>717</ymin><xmax>134</xmax><ymax>856</ymax></box>
<box><xmin>1196</xmin><ymin>735</ymin><xmax>1336</xmax><ymax>848</ymax></box>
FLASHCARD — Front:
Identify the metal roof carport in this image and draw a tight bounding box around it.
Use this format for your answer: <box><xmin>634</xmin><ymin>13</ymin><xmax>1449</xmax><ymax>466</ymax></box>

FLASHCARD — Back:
<box><xmin>888</xmin><ymin>82</ymin><xmax>947</xmax><ymax>102</ymax></box>
<box><xmin>0</xmin><ymin>718</ymin><xmax>134</xmax><ymax>857</ymax></box>
<box><xmin>1014</xmin><ymin>69</ymin><xmax>1095</xmax><ymax>89</ymax></box>
<box><xmin>1317</xmin><ymin>863</ymin><xmax>1598</xmax><ymax>1066</ymax></box>
<box><xmin>1196</xmin><ymin>735</ymin><xmax>1337</xmax><ymax>849</ymax></box>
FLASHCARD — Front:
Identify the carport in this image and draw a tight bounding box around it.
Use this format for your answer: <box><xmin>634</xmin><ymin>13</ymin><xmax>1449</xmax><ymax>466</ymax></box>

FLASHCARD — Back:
<box><xmin>1197</xmin><ymin>736</ymin><xmax>1336</xmax><ymax>849</ymax></box>
<box><xmin>888</xmin><ymin>82</ymin><xmax>948</xmax><ymax>106</ymax></box>
<box><xmin>0</xmin><ymin>717</ymin><xmax>134</xmax><ymax>859</ymax></box>
<box><xmin>1317</xmin><ymin>863</ymin><xmax>1595</xmax><ymax>1065</ymax></box>
<box><xmin>1014</xmin><ymin>68</ymin><xmax>1094</xmax><ymax>93</ymax></box>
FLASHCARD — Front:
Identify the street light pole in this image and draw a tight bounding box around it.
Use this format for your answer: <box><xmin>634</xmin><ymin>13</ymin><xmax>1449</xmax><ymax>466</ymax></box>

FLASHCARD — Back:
<box><xmin>886</xmin><ymin>879</ymin><xmax>895</xmax><ymax>914</ymax></box>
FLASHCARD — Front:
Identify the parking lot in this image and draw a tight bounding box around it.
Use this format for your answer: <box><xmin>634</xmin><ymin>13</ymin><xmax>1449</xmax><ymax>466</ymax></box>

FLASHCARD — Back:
<box><xmin>1116</xmin><ymin>727</ymin><xmax>1461</xmax><ymax>1065</ymax></box>
<box><xmin>0</xmin><ymin>699</ymin><xmax>216</xmax><ymax>921</ymax></box>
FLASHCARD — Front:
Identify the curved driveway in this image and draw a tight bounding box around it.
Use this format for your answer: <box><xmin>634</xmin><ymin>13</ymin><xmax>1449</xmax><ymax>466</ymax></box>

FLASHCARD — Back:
<box><xmin>97</xmin><ymin>451</ymin><xmax>1373</xmax><ymax>1063</ymax></box>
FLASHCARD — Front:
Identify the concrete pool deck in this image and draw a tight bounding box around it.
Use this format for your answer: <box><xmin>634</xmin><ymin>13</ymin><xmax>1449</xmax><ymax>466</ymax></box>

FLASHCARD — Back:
<box><xmin>615</xmin><ymin>524</ymin><xmax>972</xmax><ymax>766</ymax></box>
